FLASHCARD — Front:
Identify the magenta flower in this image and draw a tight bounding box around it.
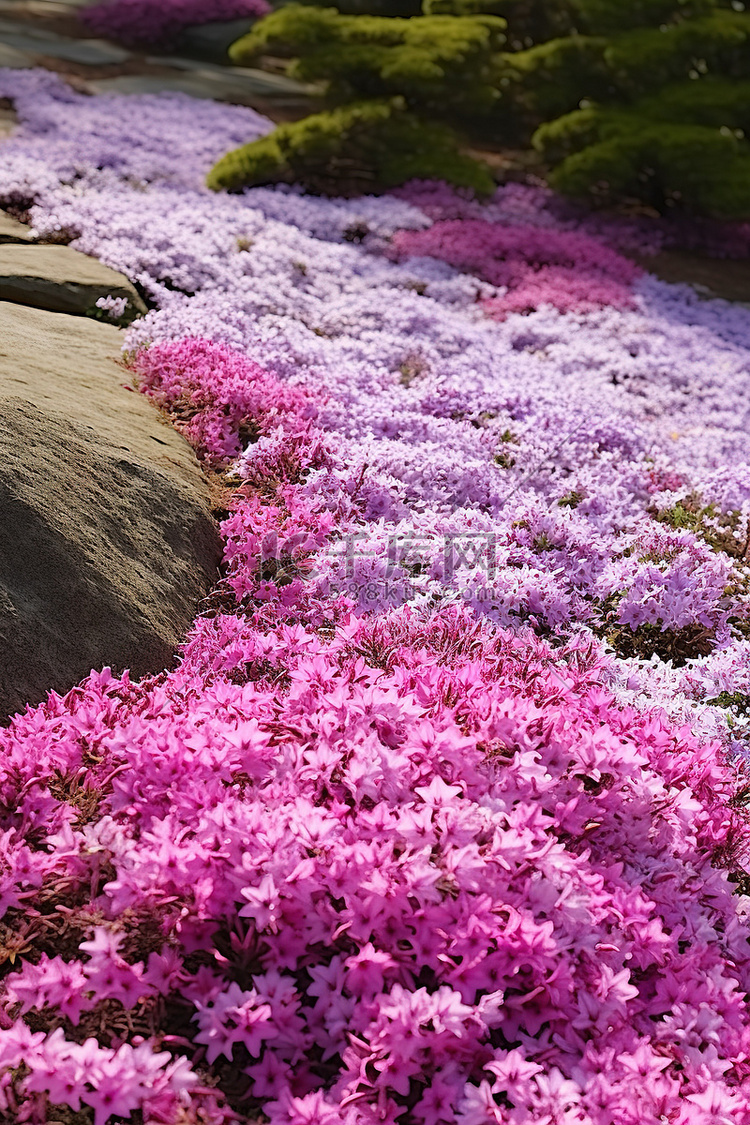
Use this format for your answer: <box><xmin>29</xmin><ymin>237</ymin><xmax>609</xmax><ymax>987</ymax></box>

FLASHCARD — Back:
<box><xmin>0</xmin><ymin>63</ymin><xmax>749</xmax><ymax>1125</ymax></box>
<box><xmin>82</xmin><ymin>0</ymin><xmax>270</xmax><ymax>48</ymax></box>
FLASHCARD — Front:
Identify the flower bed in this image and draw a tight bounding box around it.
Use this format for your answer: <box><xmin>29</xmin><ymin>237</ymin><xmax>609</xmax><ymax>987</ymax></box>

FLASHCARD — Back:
<box><xmin>81</xmin><ymin>0</ymin><xmax>270</xmax><ymax>48</ymax></box>
<box><xmin>1</xmin><ymin>68</ymin><xmax>750</xmax><ymax>1125</ymax></box>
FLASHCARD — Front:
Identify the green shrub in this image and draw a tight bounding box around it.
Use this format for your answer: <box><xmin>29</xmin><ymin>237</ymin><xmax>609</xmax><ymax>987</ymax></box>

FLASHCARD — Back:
<box><xmin>207</xmin><ymin>99</ymin><xmax>496</xmax><ymax>195</ymax></box>
<box><xmin>604</xmin><ymin>10</ymin><xmax>750</xmax><ymax>94</ymax></box>
<box><xmin>423</xmin><ymin>0</ymin><xmax>708</xmax><ymax>46</ymax></box>
<box><xmin>229</xmin><ymin>4</ymin><xmax>507</xmax><ymax>119</ymax></box>
<box><xmin>503</xmin><ymin>35</ymin><xmax>610</xmax><ymax>121</ymax></box>
<box><xmin>423</xmin><ymin>0</ymin><xmax>578</xmax><ymax>47</ymax></box>
<box><xmin>213</xmin><ymin>3</ymin><xmax>506</xmax><ymax>194</ymax></box>
<box><xmin>535</xmin><ymin>78</ymin><xmax>750</xmax><ymax>160</ymax></box>
<box><xmin>534</xmin><ymin>78</ymin><xmax>750</xmax><ymax>216</ymax></box>
<box><xmin>506</xmin><ymin>10</ymin><xmax>750</xmax><ymax>122</ymax></box>
<box><xmin>499</xmin><ymin>2</ymin><xmax>733</xmax><ymax>119</ymax></box>
<box><xmin>507</xmin><ymin>2</ymin><xmax>750</xmax><ymax>216</ymax></box>
<box><xmin>211</xmin><ymin>0</ymin><xmax>750</xmax><ymax>217</ymax></box>
<box><xmin>547</xmin><ymin>121</ymin><xmax>750</xmax><ymax>218</ymax></box>
<box><xmin>574</xmin><ymin>0</ymin><xmax>714</xmax><ymax>34</ymax></box>
<box><xmin>296</xmin><ymin>0</ymin><xmax>423</xmax><ymax>17</ymax></box>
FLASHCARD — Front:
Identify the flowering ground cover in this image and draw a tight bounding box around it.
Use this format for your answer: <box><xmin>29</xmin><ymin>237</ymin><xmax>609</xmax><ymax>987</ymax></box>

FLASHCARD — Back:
<box><xmin>3</xmin><ymin>67</ymin><xmax>750</xmax><ymax>1124</ymax></box>
<box><xmin>81</xmin><ymin>0</ymin><xmax>270</xmax><ymax>48</ymax></box>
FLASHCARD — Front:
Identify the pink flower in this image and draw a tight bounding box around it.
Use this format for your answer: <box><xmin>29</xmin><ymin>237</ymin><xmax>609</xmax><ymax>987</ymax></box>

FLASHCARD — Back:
<box><xmin>193</xmin><ymin>982</ymin><xmax>276</xmax><ymax>1063</ymax></box>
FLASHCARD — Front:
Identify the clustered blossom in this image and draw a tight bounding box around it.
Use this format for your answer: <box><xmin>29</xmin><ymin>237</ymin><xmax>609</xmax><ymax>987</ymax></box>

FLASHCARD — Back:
<box><xmin>393</xmin><ymin>179</ymin><xmax>750</xmax><ymax>261</ymax></box>
<box><xmin>95</xmin><ymin>294</ymin><xmax>129</xmax><ymax>319</ymax></box>
<box><xmin>131</xmin><ymin>336</ymin><xmax>322</xmax><ymax>468</ymax></box>
<box><xmin>81</xmin><ymin>0</ymin><xmax>270</xmax><ymax>48</ymax></box>
<box><xmin>390</xmin><ymin>219</ymin><xmax>642</xmax><ymax>316</ymax></box>
<box><xmin>1</xmin><ymin>65</ymin><xmax>750</xmax><ymax>1125</ymax></box>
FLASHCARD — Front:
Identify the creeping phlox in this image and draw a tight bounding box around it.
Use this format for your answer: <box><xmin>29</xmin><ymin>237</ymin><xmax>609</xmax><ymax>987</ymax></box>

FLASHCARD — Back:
<box><xmin>1</xmin><ymin>67</ymin><xmax>750</xmax><ymax>1125</ymax></box>
<box><xmin>81</xmin><ymin>0</ymin><xmax>271</xmax><ymax>48</ymax></box>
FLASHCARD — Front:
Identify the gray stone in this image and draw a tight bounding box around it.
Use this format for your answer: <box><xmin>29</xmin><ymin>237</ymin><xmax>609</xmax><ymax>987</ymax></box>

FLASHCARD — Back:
<box><xmin>0</xmin><ymin>301</ymin><xmax>222</xmax><ymax>719</ymax></box>
<box><xmin>92</xmin><ymin>61</ymin><xmax>313</xmax><ymax>103</ymax></box>
<box><xmin>0</xmin><ymin>211</ymin><xmax>36</xmax><ymax>244</ymax></box>
<box><xmin>0</xmin><ymin>244</ymin><xmax>147</xmax><ymax>316</ymax></box>
<box><xmin>0</xmin><ymin>41</ymin><xmax>32</xmax><ymax>68</ymax></box>
<box><xmin>0</xmin><ymin>29</ymin><xmax>129</xmax><ymax>65</ymax></box>
<box><xmin>175</xmin><ymin>18</ymin><xmax>254</xmax><ymax>63</ymax></box>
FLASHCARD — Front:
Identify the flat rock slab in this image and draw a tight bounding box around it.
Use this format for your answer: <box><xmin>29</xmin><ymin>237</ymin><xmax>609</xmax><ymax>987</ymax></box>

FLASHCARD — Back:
<box><xmin>0</xmin><ymin>211</ymin><xmax>36</xmax><ymax>244</ymax></box>
<box><xmin>0</xmin><ymin>243</ymin><xmax>146</xmax><ymax>316</ymax></box>
<box><xmin>0</xmin><ymin>42</ymin><xmax>32</xmax><ymax>68</ymax></box>
<box><xmin>0</xmin><ymin>301</ymin><xmax>222</xmax><ymax>719</ymax></box>
<box><xmin>92</xmin><ymin>62</ymin><xmax>313</xmax><ymax>103</ymax></box>
<box><xmin>0</xmin><ymin>1</ymin><xmax>91</xmax><ymax>10</ymax></box>
<box><xmin>0</xmin><ymin>18</ymin><xmax>129</xmax><ymax>64</ymax></box>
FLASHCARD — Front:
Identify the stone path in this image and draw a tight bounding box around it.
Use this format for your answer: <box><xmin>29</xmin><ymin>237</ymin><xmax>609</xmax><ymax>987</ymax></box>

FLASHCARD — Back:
<box><xmin>0</xmin><ymin>1</ymin><xmax>320</xmax><ymax>117</ymax></box>
<box><xmin>0</xmin><ymin>14</ymin><xmax>128</xmax><ymax>63</ymax></box>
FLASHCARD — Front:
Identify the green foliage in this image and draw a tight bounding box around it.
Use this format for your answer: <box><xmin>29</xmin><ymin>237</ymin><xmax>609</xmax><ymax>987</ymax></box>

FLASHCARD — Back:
<box><xmin>507</xmin><ymin>1</ymin><xmax>750</xmax><ymax>216</ymax></box>
<box><xmin>215</xmin><ymin>2</ymin><xmax>505</xmax><ymax>195</ymax></box>
<box><xmin>604</xmin><ymin>10</ymin><xmax>750</xmax><ymax>93</ymax></box>
<box><xmin>207</xmin><ymin>99</ymin><xmax>495</xmax><ymax>195</ymax></box>
<box><xmin>535</xmin><ymin>80</ymin><xmax>750</xmax><ymax>217</ymax></box>
<box><xmin>707</xmin><ymin>690</ymin><xmax>750</xmax><ymax>716</ymax></box>
<box><xmin>549</xmin><ymin>127</ymin><xmax>750</xmax><ymax>219</ymax></box>
<box><xmin>651</xmin><ymin>493</ymin><xmax>750</xmax><ymax>557</ymax></box>
<box><xmin>423</xmin><ymin>0</ymin><xmax>578</xmax><ymax>46</ymax></box>
<box><xmin>211</xmin><ymin>0</ymin><xmax>750</xmax><ymax>217</ymax></box>
<box><xmin>574</xmin><ymin>0</ymin><xmax>714</xmax><ymax>34</ymax></box>
<box><xmin>503</xmin><ymin>34</ymin><xmax>610</xmax><ymax>121</ymax></box>
<box><xmin>506</xmin><ymin>10</ymin><xmax>750</xmax><ymax>120</ymax></box>
<box><xmin>230</xmin><ymin>4</ymin><xmax>506</xmax><ymax>118</ymax></box>
<box><xmin>534</xmin><ymin>78</ymin><xmax>750</xmax><ymax>161</ymax></box>
<box><xmin>423</xmin><ymin>0</ymin><xmax>710</xmax><ymax>45</ymax></box>
<box><xmin>296</xmin><ymin>0</ymin><xmax>423</xmax><ymax>17</ymax></box>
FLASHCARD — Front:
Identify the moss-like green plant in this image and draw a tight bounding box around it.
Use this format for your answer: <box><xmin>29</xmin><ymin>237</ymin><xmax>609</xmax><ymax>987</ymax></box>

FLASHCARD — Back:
<box><xmin>424</xmin><ymin>0</ymin><xmax>712</xmax><ymax>44</ymax></box>
<box><xmin>506</xmin><ymin>11</ymin><xmax>750</xmax><ymax>120</ymax></box>
<box><xmin>535</xmin><ymin>79</ymin><xmax>750</xmax><ymax>161</ymax></box>
<box><xmin>423</xmin><ymin>0</ymin><xmax>577</xmax><ymax>47</ymax></box>
<box><xmin>296</xmin><ymin>0</ymin><xmax>423</xmax><ymax>16</ymax></box>
<box><xmin>605</xmin><ymin>10</ymin><xmax>750</xmax><ymax>94</ymax></box>
<box><xmin>209</xmin><ymin>3</ymin><xmax>507</xmax><ymax>194</ymax></box>
<box><xmin>651</xmin><ymin>493</ymin><xmax>750</xmax><ymax>558</ymax></box>
<box><xmin>210</xmin><ymin>0</ymin><xmax>750</xmax><ymax>216</ymax></box>
<box><xmin>534</xmin><ymin>81</ymin><xmax>750</xmax><ymax>217</ymax></box>
<box><xmin>229</xmin><ymin>4</ymin><xmax>507</xmax><ymax>119</ymax></box>
<box><xmin>707</xmin><ymin>690</ymin><xmax>750</xmax><ymax>715</ymax></box>
<box><xmin>502</xmin><ymin>34</ymin><xmax>610</xmax><ymax>122</ymax></box>
<box><xmin>207</xmin><ymin>99</ymin><xmax>495</xmax><ymax>195</ymax></box>
<box><xmin>508</xmin><ymin>4</ymin><xmax>750</xmax><ymax>216</ymax></box>
<box><xmin>574</xmin><ymin>0</ymin><xmax>713</xmax><ymax>34</ymax></box>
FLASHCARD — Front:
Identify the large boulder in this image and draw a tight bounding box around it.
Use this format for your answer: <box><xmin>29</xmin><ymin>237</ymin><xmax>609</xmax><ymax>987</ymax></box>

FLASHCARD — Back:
<box><xmin>0</xmin><ymin>301</ymin><xmax>222</xmax><ymax>719</ymax></box>
<box><xmin>0</xmin><ymin>243</ymin><xmax>146</xmax><ymax>316</ymax></box>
